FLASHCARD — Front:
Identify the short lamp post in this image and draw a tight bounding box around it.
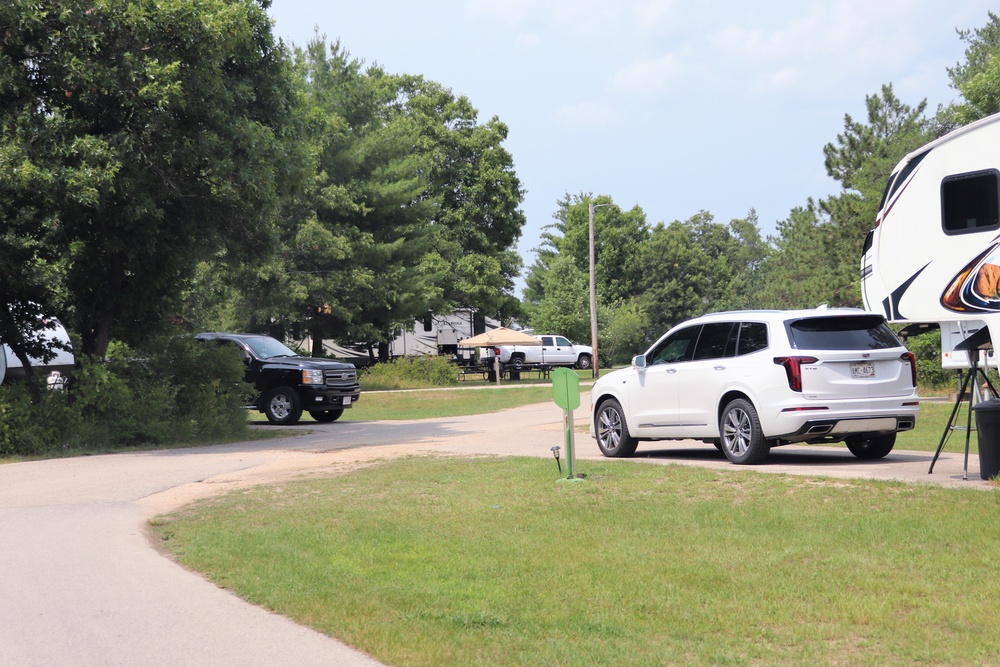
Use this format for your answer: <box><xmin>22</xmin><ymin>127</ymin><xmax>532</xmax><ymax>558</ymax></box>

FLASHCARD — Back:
<box><xmin>588</xmin><ymin>201</ymin><xmax>610</xmax><ymax>380</ymax></box>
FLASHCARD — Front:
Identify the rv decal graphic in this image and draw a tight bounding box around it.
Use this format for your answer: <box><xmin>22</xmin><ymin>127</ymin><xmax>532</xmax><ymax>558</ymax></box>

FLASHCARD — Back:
<box><xmin>885</xmin><ymin>263</ymin><xmax>930</xmax><ymax>321</ymax></box>
<box><xmin>942</xmin><ymin>235</ymin><xmax>1000</xmax><ymax>312</ymax></box>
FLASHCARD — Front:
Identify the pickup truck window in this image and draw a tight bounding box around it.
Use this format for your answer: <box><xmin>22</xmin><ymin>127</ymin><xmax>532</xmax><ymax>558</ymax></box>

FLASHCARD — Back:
<box><xmin>244</xmin><ymin>336</ymin><xmax>298</xmax><ymax>359</ymax></box>
<box><xmin>541</xmin><ymin>336</ymin><xmax>554</xmax><ymax>346</ymax></box>
<box><xmin>554</xmin><ymin>336</ymin><xmax>571</xmax><ymax>347</ymax></box>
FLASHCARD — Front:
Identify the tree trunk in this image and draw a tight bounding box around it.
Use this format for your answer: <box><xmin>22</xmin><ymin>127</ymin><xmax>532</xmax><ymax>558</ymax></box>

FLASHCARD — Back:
<box><xmin>311</xmin><ymin>323</ymin><xmax>325</xmax><ymax>358</ymax></box>
<box><xmin>80</xmin><ymin>314</ymin><xmax>114</xmax><ymax>359</ymax></box>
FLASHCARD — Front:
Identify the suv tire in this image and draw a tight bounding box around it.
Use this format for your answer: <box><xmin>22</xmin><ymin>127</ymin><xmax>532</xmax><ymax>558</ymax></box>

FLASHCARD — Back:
<box><xmin>845</xmin><ymin>432</ymin><xmax>896</xmax><ymax>459</ymax></box>
<box><xmin>720</xmin><ymin>398</ymin><xmax>769</xmax><ymax>465</ymax></box>
<box><xmin>263</xmin><ymin>386</ymin><xmax>303</xmax><ymax>425</ymax></box>
<box><xmin>595</xmin><ymin>398</ymin><xmax>638</xmax><ymax>457</ymax></box>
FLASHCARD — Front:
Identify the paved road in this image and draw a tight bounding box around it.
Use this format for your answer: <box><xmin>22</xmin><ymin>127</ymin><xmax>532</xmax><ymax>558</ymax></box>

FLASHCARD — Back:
<box><xmin>0</xmin><ymin>398</ymin><xmax>992</xmax><ymax>666</ymax></box>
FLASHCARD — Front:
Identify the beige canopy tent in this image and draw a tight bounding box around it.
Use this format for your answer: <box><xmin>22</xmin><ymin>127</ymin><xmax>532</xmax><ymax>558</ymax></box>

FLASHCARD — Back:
<box><xmin>458</xmin><ymin>327</ymin><xmax>540</xmax><ymax>384</ymax></box>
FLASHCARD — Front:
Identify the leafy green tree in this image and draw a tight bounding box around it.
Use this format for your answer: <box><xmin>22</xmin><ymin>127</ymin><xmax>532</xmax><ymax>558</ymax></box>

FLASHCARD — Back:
<box><xmin>0</xmin><ymin>0</ymin><xmax>297</xmax><ymax>359</ymax></box>
<box><xmin>247</xmin><ymin>39</ymin><xmax>525</xmax><ymax>360</ymax></box>
<box><xmin>820</xmin><ymin>84</ymin><xmax>930</xmax><ymax>305</ymax></box>
<box><xmin>637</xmin><ymin>216</ymin><xmax>716</xmax><ymax>338</ymax></box>
<box><xmin>949</xmin><ymin>11</ymin><xmax>1000</xmax><ymax>124</ymax></box>
<box><xmin>527</xmin><ymin>254</ymin><xmax>591</xmax><ymax>342</ymax></box>
<box><xmin>755</xmin><ymin>202</ymin><xmax>842</xmax><ymax>309</ymax></box>
<box><xmin>522</xmin><ymin>193</ymin><xmax>648</xmax><ymax>334</ymax></box>
<box><xmin>552</xmin><ymin>194</ymin><xmax>650</xmax><ymax>304</ymax></box>
<box><xmin>711</xmin><ymin>210</ymin><xmax>771</xmax><ymax>311</ymax></box>
<box><xmin>599</xmin><ymin>297</ymin><xmax>648</xmax><ymax>365</ymax></box>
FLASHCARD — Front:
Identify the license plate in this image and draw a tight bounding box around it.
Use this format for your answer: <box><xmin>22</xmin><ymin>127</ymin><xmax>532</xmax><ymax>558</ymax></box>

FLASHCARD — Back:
<box><xmin>344</xmin><ymin>396</ymin><xmax>352</xmax><ymax>405</ymax></box>
<box><xmin>851</xmin><ymin>362</ymin><xmax>875</xmax><ymax>378</ymax></box>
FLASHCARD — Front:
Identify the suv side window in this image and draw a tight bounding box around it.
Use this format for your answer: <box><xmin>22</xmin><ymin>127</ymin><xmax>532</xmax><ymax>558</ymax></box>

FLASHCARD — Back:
<box><xmin>736</xmin><ymin>322</ymin><xmax>768</xmax><ymax>355</ymax></box>
<box><xmin>692</xmin><ymin>322</ymin><xmax>735</xmax><ymax>360</ymax></box>
<box><xmin>649</xmin><ymin>325</ymin><xmax>701</xmax><ymax>365</ymax></box>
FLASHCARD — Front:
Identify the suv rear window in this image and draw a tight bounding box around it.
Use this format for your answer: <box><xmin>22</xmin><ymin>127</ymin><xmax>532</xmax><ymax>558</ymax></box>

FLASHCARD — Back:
<box><xmin>786</xmin><ymin>316</ymin><xmax>900</xmax><ymax>351</ymax></box>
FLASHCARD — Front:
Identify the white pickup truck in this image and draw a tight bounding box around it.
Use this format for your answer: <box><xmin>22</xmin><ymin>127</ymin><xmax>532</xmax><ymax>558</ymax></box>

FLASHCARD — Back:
<box><xmin>494</xmin><ymin>334</ymin><xmax>593</xmax><ymax>370</ymax></box>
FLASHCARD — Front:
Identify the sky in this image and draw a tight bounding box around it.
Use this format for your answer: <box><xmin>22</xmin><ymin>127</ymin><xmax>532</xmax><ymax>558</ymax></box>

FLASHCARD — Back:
<box><xmin>266</xmin><ymin>1</ymin><xmax>997</xmax><ymax>292</ymax></box>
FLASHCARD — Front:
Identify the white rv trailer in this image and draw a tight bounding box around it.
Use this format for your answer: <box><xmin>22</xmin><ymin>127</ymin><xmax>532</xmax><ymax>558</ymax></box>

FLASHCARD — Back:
<box><xmin>389</xmin><ymin>309</ymin><xmax>500</xmax><ymax>359</ymax></box>
<box><xmin>862</xmin><ymin>111</ymin><xmax>1000</xmax><ymax>365</ymax></box>
<box><xmin>1</xmin><ymin>317</ymin><xmax>75</xmax><ymax>386</ymax></box>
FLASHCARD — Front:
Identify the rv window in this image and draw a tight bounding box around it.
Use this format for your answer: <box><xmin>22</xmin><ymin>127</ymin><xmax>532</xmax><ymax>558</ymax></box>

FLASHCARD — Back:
<box><xmin>942</xmin><ymin>169</ymin><xmax>1000</xmax><ymax>235</ymax></box>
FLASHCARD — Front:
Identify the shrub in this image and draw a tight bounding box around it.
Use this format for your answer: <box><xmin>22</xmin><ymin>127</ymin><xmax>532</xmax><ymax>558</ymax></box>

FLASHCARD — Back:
<box><xmin>360</xmin><ymin>355</ymin><xmax>459</xmax><ymax>389</ymax></box>
<box><xmin>0</xmin><ymin>337</ymin><xmax>251</xmax><ymax>458</ymax></box>
<box><xmin>0</xmin><ymin>384</ymin><xmax>78</xmax><ymax>457</ymax></box>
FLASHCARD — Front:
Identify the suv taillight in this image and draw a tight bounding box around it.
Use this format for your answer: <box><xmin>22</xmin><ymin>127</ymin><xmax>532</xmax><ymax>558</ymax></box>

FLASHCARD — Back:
<box><xmin>901</xmin><ymin>351</ymin><xmax>917</xmax><ymax>387</ymax></box>
<box><xmin>774</xmin><ymin>356</ymin><xmax>818</xmax><ymax>392</ymax></box>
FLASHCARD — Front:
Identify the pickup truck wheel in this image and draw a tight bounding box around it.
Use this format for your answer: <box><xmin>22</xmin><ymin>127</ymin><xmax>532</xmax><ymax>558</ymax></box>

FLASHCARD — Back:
<box><xmin>263</xmin><ymin>386</ymin><xmax>303</xmax><ymax>425</ymax></box>
<box><xmin>576</xmin><ymin>354</ymin><xmax>592</xmax><ymax>370</ymax></box>
<box><xmin>511</xmin><ymin>354</ymin><xmax>525</xmax><ymax>370</ymax></box>
<box><xmin>596</xmin><ymin>398</ymin><xmax>638</xmax><ymax>457</ymax></box>
<box><xmin>310</xmin><ymin>409</ymin><xmax>344</xmax><ymax>423</ymax></box>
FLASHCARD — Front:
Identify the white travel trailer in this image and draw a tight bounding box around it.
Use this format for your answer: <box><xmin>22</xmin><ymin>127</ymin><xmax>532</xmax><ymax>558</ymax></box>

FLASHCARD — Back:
<box><xmin>862</xmin><ymin>111</ymin><xmax>1000</xmax><ymax>364</ymax></box>
<box><xmin>1</xmin><ymin>317</ymin><xmax>75</xmax><ymax>386</ymax></box>
<box><xmin>389</xmin><ymin>309</ymin><xmax>500</xmax><ymax>359</ymax></box>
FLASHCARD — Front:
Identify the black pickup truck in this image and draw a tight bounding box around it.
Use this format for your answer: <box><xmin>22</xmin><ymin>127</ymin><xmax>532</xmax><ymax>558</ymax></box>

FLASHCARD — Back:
<box><xmin>195</xmin><ymin>332</ymin><xmax>361</xmax><ymax>425</ymax></box>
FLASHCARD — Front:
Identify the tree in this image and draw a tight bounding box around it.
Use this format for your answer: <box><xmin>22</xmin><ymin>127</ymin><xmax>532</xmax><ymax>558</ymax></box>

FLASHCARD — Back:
<box><xmin>245</xmin><ymin>39</ymin><xmax>526</xmax><ymax>360</ymax></box>
<box><xmin>949</xmin><ymin>11</ymin><xmax>1000</xmax><ymax>124</ymax></box>
<box><xmin>553</xmin><ymin>194</ymin><xmax>650</xmax><ymax>304</ymax></box>
<box><xmin>0</xmin><ymin>0</ymin><xmax>297</xmax><ymax>359</ymax></box>
<box><xmin>637</xmin><ymin>215</ymin><xmax>717</xmax><ymax>338</ymax></box>
<box><xmin>526</xmin><ymin>254</ymin><xmax>590</xmax><ymax>342</ymax></box>
<box><xmin>755</xmin><ymin>202</ymin><xmax>842</xmax><ymax>309</ymax></box>
<box><xmin>712</xmin><ymin>209</ymin><xmax>771</xmax><ymax>311</ymax></box>
<box><xmin>820</xmin><ymin>84</ymin><xmax>930</xmax><ymax>305</ymax></box>
<box><xmin>522</xmin><ymin>193</ymin><xmax>649</xmax><ymax>332</ymax></box>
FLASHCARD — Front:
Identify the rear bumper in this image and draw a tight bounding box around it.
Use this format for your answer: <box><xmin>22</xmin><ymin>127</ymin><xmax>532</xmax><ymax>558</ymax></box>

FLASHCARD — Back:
<box><xmin>775</xmin><ymin>414</ymin><xmax>916</xmax><ymax>443</ymax></box>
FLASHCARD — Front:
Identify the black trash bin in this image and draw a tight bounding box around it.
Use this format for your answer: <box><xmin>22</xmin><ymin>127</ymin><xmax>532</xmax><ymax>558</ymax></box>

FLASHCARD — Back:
<box><xmin>972</xmin><ymin>398</ymin><xmax>1000</xmax><ymax>480</ymax></box>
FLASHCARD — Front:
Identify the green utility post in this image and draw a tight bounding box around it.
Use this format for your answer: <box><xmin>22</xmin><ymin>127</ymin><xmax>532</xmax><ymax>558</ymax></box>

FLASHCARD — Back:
<box><xmin>551</xmin><ymin>368</ymin><xmax>584</xmax><ymax>483</ymax></box>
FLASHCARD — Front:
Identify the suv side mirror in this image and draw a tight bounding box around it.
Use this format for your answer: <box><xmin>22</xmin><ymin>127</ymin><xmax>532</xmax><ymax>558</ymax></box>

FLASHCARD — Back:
<box><xmin>632</xmin><ymin>354</ymin><xmax>647</xmax><ymax>369</ymax></box>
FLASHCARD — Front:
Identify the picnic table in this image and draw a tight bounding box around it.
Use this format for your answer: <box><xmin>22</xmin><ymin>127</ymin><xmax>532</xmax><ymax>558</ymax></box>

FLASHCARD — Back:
<box><xmin>455</xmin><ymin>362</ymin><xmax>554</xmax><ymax>382</ymax></box>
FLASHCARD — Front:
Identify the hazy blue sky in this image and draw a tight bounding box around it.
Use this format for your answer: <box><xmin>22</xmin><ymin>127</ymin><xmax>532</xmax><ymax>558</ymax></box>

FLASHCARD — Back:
<box><xmin>267</xmin><ymin>1</ymin><xmax>996</xmax><ymax>288</ymax></box>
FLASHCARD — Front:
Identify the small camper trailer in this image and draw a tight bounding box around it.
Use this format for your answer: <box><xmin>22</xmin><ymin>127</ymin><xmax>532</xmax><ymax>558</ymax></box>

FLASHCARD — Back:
<box><xmin>862</xmin><ymin>111</ymin><xmax>1000</xmax><ymax>362</ymax></box>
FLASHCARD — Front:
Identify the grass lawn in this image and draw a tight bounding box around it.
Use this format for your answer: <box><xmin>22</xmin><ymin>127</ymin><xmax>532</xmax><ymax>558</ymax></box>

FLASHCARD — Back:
<box><xmin>897</xmin><ymin>399</ymin><xmax>974</xmax><ymax>453</ymax></box>
<box><xmin>154</xmin><ymin>455</ymin><xmax>1000</xmax><ymax>667</ymax></box>
<box><xmin>155</xmin><ymin>385</ymin><xmax>997</xmax><ymax>665</ymax></box>
<box><xmin>339</xmin><ymin>386</ymin><xmax>556</xmax><ymax>421</ymax></box>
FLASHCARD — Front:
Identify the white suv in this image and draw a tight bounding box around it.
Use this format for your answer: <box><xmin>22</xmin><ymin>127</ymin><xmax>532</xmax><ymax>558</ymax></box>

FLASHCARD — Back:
<box><xmin>590</xmin><ymin>308</ymin><xmax>919</xmax><ymax>464</ymax></box>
